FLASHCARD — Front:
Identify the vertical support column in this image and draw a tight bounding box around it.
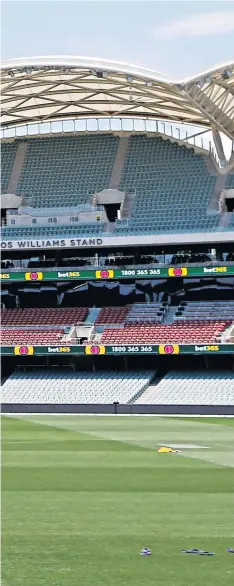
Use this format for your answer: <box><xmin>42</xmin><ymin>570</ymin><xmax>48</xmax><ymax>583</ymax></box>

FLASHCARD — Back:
<box><xmin>212</xmin><ymin>126</ymin><xmax>226</xmax><ymax>166</ymax></box>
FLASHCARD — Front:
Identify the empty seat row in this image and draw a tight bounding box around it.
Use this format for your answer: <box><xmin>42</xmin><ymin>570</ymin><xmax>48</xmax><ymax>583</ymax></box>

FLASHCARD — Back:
<box><xmin>1</xmin><ymin>142</ymin><xmax>18</xmax><ymax>193</ymax></box>
<box><xmin>1</xmin><ymin>369</ymin><xmax>154</xmax><ymax>404</ymax></box>
<box><xmin>16</xmin><ymin>135</ymin><xmax>119</xmax><ymax>207</ymax></box>
<box><xmin>136</xmin><ymin>370</ymin><xmax>234</xmax><ymax>405</ymax></box>
<box><xmin>1</xmin><ymin>307</ymin><xmax>88</xmax><ymax>326</ymax></box>
<box><xmin>175</xmin><ymin>301</ymin><xmax>234</xmax><ymax>321</ymax></box>
<box><xmin>1</xmin><ymin>329</ymin><xmax>68</xmax><ymax>346</ymax></box>
<box><xmin>101</xmin><ymin>322</ymin><xmax>230</xmax><ymax>344</ymax></box>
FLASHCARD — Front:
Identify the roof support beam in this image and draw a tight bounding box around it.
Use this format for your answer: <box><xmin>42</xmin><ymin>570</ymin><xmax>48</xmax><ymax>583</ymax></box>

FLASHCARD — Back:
<box><xmin>182</xmin><ymin>83</ymin><xmax>234</xmax><ymax>139</ymax></box>
<box><xmin>211</xmin><ymin>126</ymin><xmax>226</xmax><ymax>166</ymax></box>
<box><xmin>1</xmin><ymin>59</ymin><xmax>234</xmax><ymax>136</ymax></box>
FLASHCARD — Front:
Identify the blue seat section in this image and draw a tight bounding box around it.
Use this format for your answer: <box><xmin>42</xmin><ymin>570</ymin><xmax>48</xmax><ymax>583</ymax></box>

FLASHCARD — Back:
<box><xmin>225</xmin><ymin>174</ymin><xmax>234</xmax><ymax>188</ymax></box>
<box><xmin>116</xmin><ymin>136</ymin><xmax>219</xmax><ymax>234</ymax></box>
<box><xmin>1</xmin><ymin>223</ymin><xmax>103</xmax><ymax>240</ymax></box>
<box><xmin>228</xmin><ymin>213</ymin><xmax>234</xmax><ymax>227</ymax></box>
<box><xmin>174</xmin><ymin>301</ymin><xmax>234</xmax><ymax>322</ymax></box>
<box><xmin>16</xmin><ymin>135</ymin><xmax>118</xmax><ymax>207</ymax></box>
<box><xmin>126</xmin><ymin>302</ymin><xmax>166</xmax><ymax>324</ymax></box>
<box><xmin>1</xmin><ymin>142</ymin><xmax>17</xmax><ymax>193</ymax></box>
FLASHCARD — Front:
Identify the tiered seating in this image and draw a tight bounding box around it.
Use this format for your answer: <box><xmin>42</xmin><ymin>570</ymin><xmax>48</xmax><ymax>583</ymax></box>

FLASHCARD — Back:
<box><xmin>225</xmin><ymin>174</ymin><xmax>234</xmax><ymax>189</ymax></box>
<box><xmin>1</xmin><ymin>142</ymin><xmax>17</xmax><ymax>193</ymax></box>
<box><xmin>126</xmin><ymin>303</ymin><xmax>166</xmax><ymax>324</ymax></box>
<box><xmin>1</xmin><ymin>223</ymin><xmax>103</xmax><ymax>240</ymax></box>
<box><xmin>116</xmin><ymin>136</ymin><xmax>219</xmax><ymax>234</ymax></box>
<box><xmin>1</xmin><ymin>307</ymin><xmax>88</xmax><ymax>326</ymax></box>
<box><xmin>1</xmin><ymin>369</ymin><xmax>154</xmax><ymax>404</ymax></box>
<box><xmin>135</xmin><ymin>371</ymin><xmax>234</xmax><ymax>405</ymax></box>
<box><xmin>95</xmin><ymin>306</ymin><xmax>130</xmax><ymax>324</ymax></box>
<box><xmin>1</xmin><ymin>329</ymin><xmax>68</xmax><ymax>346</ymax></box>
<box><xmin>175</xmin><ymin>301</ymin><xmax>234</xmax><ymax>321</ymax></box>
<box><xmin>16</xmin><ymin>135</ymin><xmax>118</xmax><ymax>206</ymax></box>
<box><xmin>228</xmin><ymin>212</ymin><xmax>234</xmax><ymax>228</ymax></box>
<box><xmin>101</xmin><ymin>322</ymin><xmax>229</xmax><ymax>344</ymax></box>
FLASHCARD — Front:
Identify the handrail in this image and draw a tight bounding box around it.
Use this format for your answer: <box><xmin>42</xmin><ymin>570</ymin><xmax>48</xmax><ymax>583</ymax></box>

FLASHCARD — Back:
<box><xmin>1</xmin><ymin>322</ymin><xmax>94</xmax><ymax>330</ymax></box>
<box><xmin>8</xmin><ymin>203</ymin><xmax>105</xmax><ymax>216</ymax></box>
<box><xmin>0</xmin><ymin>116</ymin><xmax>221</xmax><ymax>165</ymax></box>
<box><xmin>2</xmin><ymin>260</ymin><xmax>234</xmax><ymax>272</ymax></box>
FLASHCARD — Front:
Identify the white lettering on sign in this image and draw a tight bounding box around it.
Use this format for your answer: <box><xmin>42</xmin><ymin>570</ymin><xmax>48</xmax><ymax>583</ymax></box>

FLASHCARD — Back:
<box><xmin>195</xmin><ymin>345</ymin><xmax>220</xmax><ymax>352</ymax></box>
<box><xmin>203</xmin><ymin>267</ymin><xmax>227</xmax><ymax>273</ymax></box>
<box><xmin>0</xmin><ymin>238</ymin><xmax>103</xmax><ymax>250</ymax></box>
<box><xmin>47</xmin><ymin>346</ymin><xmax>71</xmax><ymax>353</ymax></box>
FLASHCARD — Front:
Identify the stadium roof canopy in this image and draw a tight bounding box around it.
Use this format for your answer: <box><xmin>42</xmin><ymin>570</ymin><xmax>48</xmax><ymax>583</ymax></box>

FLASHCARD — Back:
<box><xmin>1</xmin><ymin>56</ymin><xmax>234</xmax><ymax>139</ymax></box>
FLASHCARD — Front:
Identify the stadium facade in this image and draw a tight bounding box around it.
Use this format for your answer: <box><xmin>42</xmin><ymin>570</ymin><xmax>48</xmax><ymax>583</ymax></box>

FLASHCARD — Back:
<box><xmin>1</xmin><ymin>57</ymin><xmax>234</xmax><ymax>413</ymax></box>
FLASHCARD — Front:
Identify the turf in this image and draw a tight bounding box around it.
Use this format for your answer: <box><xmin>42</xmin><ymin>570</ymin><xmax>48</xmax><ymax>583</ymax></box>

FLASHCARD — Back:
<box><xmin>2</xmin><ymin>415</ymin><xmax>234</xmax><ymax>586</ymax></box>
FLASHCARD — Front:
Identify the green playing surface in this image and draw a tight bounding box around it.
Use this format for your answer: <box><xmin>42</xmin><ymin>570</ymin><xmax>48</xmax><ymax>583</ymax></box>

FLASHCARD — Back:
<box><xmin>2</xmin><ymin>415</ymin><xmax>234</xmax><ymax>586</ymax></box>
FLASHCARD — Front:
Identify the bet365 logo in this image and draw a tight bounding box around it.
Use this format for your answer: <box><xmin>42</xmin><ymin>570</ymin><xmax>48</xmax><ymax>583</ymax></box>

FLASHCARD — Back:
<box><xmin>195</xmin><ymin>345</ymin><xmax>219</xmax><ymax>352</ymax></box>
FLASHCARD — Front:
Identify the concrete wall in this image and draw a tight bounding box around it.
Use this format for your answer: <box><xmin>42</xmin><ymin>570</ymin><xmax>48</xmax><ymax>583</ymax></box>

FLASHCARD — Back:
<box><xmin>2</xmin><ymin>404</ymin><xmax>234</xmax><ymax>415</ymax></box>
<box><xmin>7</xmin><ymin>211</ymin><xmax>107</xmax><ymax>226</ymax></box>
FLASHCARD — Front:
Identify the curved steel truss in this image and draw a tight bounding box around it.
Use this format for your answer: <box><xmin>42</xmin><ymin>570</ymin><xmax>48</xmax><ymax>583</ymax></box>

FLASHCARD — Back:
<box><xmin>1</xmin><ymin>56</ymin><xmax>234</xmax><ymax>138</ymax></box>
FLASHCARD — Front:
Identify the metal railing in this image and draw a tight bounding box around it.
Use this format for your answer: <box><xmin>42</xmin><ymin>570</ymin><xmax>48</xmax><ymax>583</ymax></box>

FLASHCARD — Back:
<box><xmin>3</xmin><ymin>259</ymin><xmax>234</xmax><ymax>272</ymax></box>
<box><xmin>8</xmin><ymin>203</ymin><xmax>105</xmax><ymax>216</ymax></box>
<box><xmin>1</xmin><ymin>117</ymin><xmax>221</xmax><ymax>162</ymax></box>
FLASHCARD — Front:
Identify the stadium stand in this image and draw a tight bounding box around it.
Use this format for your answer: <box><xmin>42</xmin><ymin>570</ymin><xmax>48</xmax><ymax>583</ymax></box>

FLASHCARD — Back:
<box><xmin>1</xmin><ymin>142</ymin><xmax>18</xmax><ymax>193</ymax></box>
<box><xmin>1</xmin><ymin>304</ymin><xmax>232</xmax><ymax>346</ymax></box>
<box><xmin>101</xmin><ymin>322</ymin><xmax>230</xmax><ymax>344</ymax></box>
<box><xmin>1</xmin><ymin>369</ymin><xmax>154</xmax><ymax>404</ymax></box>
<box><xmin>229</xmin><ymin>213</ymin><xmax>234</xmax><ymax>227</ymax></box>
<box><xmin>1</xmin><ymin>329</ymin><xmax>69</xmax><ymax>346</ymax></box>
<box><xmin>1</xmin><ymin>307</ymin><xmax>88</xmax><ymax>326</ymax></box>
<box><xmin>16</xmin><ymin>135</ymin><xmax>119</xmax><ymax>206</ymax></box>
<box><xmin>135</xmin><ymin>371</ymin><xmax>234</xmax><ymax>405</ymax></box>
<box><xmin>174</xmin><ymin>301</ymin><xmax>234</xmax><ymax>321</ymax></box>
<box><xmin>1</xmin><ymin>135</ymin><xmax>228</xmax><ymax>239</ymax></box>
<box><xmin>95</xmin><ymin>306</ymin><xmax>130</xmax><ymax>324</ymax></box>
<box><xmin>225</xmin><ymin>174</ymin><xmax>234</xmax><ymax>189</ymax></box>
<box><xmin>1</xmin><ymin>224</ymin><xmax>104</xmax><ymax>239</ymax></box>
<box><xmin>116</xmin><ymin>136</ymin><xmax>219</xmax><ymax>234</ymax></box>
<box><xmin>126</xmin><ymin>303</ymin><xmax>167</xmax><ymax>324</ymax></box>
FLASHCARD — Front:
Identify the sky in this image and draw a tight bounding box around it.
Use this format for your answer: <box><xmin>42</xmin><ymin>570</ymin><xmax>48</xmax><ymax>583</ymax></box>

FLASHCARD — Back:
<box><xmin>1</xmin><ymin>1</ymin><xmax>234</xmax><ymax>158</ymax></box>
<box><xmin>1</xmin><ymin>0</ymin><xmax>234</xmax><ymax>78</ymax></box>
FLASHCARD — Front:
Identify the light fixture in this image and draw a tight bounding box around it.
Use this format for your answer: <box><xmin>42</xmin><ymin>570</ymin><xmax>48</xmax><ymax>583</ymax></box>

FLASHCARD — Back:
<box><xmin>196</xmin><ymin>79</ymin><xmax>204</xmax><ymax>89</ymax></box>
<box><xmin>204</xmin><ymin>76</ymin><xmax>212</xmax><ymax>84</ymax></box>
<box><xmin>126</xmin><ymin>74</ymin><xmax>133</xmax><ymax>83</ymax></box>
<box><xmin>222</xmin><ymin>69</ymin><xmax>232</xmax><ymax>80</ymax></box>
<box><xmin>146</xmin><ymin>80</ymin><xmax>153</xmax><ymax>87</ymax></box>
<box><xmin>95</xmin><ymin>70</ymin><xmax>108</xmax><ymax>79</ymax></box>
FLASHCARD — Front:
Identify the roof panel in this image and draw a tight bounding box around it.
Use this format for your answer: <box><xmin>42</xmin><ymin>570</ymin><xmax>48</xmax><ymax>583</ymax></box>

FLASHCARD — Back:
<box><xmin>1</xmin><ymin>56</ymin><xmax>234</xmax><ymax>137</ymax></box>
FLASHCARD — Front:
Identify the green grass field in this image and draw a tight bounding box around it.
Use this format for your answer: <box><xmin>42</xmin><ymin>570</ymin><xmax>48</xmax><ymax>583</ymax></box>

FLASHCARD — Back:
<box><xmin>2</xmin><ymin>415</ymin><xmax>234</xmax><ymax>586</ymax></box>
